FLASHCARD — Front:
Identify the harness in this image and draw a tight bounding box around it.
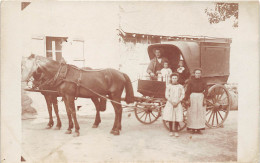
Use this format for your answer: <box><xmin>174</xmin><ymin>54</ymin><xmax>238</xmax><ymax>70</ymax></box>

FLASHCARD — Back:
<box><xmin>51</xmin><ymin>64</ymin><xmax>108</xmax><ymax>100</ymax></box>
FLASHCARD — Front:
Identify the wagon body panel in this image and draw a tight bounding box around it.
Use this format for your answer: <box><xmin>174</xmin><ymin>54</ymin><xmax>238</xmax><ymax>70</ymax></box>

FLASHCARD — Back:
<box><xmin>200</xmin><ymin>42</ymin><xmax>231</xmax><ymax>83</ymax></box>
<box><xmin>137</xmin><ymin>80</ymin><xmax>166</xmax><ymax>98</ymax></box>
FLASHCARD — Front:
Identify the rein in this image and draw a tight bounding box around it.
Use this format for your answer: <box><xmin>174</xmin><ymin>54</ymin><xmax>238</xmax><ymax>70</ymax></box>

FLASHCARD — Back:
<box><xmin>73</xmin><ymin>83</ymin><xmax>166</xmax><ymax>109</ymax></box>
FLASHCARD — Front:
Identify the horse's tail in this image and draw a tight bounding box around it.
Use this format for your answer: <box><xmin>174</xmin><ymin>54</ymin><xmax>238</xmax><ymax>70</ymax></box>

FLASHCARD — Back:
<box><xmin>122</xmin><ymin>73</ymin><xmax>135</xmax><ymax>104</ymax></box>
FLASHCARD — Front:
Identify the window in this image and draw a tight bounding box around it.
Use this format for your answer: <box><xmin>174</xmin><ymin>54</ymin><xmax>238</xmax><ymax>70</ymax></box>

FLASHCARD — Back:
<box><xmin>46</xmin><ymin>36</ymin><xmax>67</xmax><ymax>61</ymax></box>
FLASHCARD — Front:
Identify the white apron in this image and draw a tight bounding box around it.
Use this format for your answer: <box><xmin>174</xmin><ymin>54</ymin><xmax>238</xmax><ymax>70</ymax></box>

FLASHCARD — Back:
<box><xmin>187</xmin><ymin>93</ymin><xmax>206</xmax><ymax>129</ymax></box>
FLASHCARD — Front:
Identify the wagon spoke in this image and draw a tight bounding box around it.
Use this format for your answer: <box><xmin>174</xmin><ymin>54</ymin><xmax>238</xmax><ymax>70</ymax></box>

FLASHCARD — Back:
<box><xmin>213</xmin><ymin>89</ymin><xmax>219</xmax><ymax>102</ymax></box>
<box><xmin>213</xmin><ymin>88</ymin><xmax>216</xmax><ymax>95</ymax></box>
<box><xmin>207</xmin><ymin>99</ymin><xmax>214</xmax><ymax>106</ymax></box>
<box><xmin>217</xmin><ymin>111</ymin><xmax>223</xmax><ymax>120</ymax></box>
<box><xmin>144</xmin><ymin>113</ymin><xmax>148</xmax><ymax>122</ymax></box>
<box><xmin>137</xmin><ymin>110</ymin><xmax>145</xmax><ymax>114</ymax></box>
<box><xmin>219</xmin><ymin>96</ymin><xmax>228</xmax><ymax>102</ymax></box>
<box><xmin>214</xmin><ymin>88</ymin><xmax>220</xmax><ymax>101</ymax></box>
<box><xmin>218</xmin><ymin>89</ymin><xmax>225</xmax><ymax>101</ymax></box>
<box><xmin>216</xmin><ymin>111</ymin><xmax>219</xmax><ymax>124</ymax></box>
<box><xmin>149</xmin><ymin>113</ymin><xmax>152</xmax><ymax>122</ymax></box>
<box><xmin>210</xmin><ymin>94</ymin><xmax>218</xmax><ymax>104</ymax></box>
<box><xmin>207</xmin><ymin>111</ymin><xmax>214</xmax><ymax>123</ymax></box>
<box><xmin>206</xmin><ymin>105</ymin><xmax>214</xmax><ymax>110</ymax></box>
<box><xmin>213</xmin><ymin>95</ymin><xmax>219</xmax><ymax>104</ymax></box>
<box><xmin>150</xmin><ymin>112</ymin><xmax>156</xmax><ymax>118</ymax></box>
<box><xmin>212</xmin><ymin>111</ymin><xmax>215</xmax><ymax>126</ymax></box>
<box><xmin>216</xmin><ymin>93</ymin><xmax>221</xmax><ymax>102</ymax></box>
<box><xmin>139</xmin><ymin>112</ymin><xmax>146</xmax><ymax>119</ymax></box>
<box><xmin>206</xmin><ymin>110</ymin><xmax>212</xmax><ymax>115</ymax></box>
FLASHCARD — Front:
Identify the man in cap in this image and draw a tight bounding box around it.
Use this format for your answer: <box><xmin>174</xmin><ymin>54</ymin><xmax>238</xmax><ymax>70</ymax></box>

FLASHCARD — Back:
<box><xmin>147</xmin><ymin>48</ymin><xmax>169</xmax><ymax>80</ymax></box>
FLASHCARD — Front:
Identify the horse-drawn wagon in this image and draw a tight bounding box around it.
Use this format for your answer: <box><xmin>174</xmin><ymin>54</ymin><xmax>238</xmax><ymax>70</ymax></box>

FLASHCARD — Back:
<box><xmin>134</xmin><ymin>36</ymin><xmax>232</xmax><ymax>131</ymax></box>
<box><xmin>22</xmin><ymin>35</ymin><xmax>232</xmax><ymax>135</ymax></box>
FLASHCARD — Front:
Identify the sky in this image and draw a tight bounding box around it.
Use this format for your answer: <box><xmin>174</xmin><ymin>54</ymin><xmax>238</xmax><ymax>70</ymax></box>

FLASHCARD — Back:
<box><xmin>119</xmin><ymin>2</ymin><xmax>238</xmax><ymax>38</ymax></box>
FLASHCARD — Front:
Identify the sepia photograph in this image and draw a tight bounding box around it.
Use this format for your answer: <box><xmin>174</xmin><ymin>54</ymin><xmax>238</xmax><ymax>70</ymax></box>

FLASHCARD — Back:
<box><xmin>1</xmin><ymin>1</ymin><xmax>259</xmax><ymax>163</ymax></box>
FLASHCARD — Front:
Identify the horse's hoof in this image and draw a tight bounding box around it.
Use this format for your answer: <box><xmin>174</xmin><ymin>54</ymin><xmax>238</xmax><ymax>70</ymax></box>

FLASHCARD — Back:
<box><xmin>54</xmin><ymin>126</ymin><xmax>61</xmax><ymax>130</ymax></box>
<box><xmin>110</xmin><ymin>130</ymin><xmax>115</xmax><ymax>134</ymax></box>
<box><xmin>73</xmin><ymin>132</ymin><xmax>80</xmax><ymax>137</ymax></box>
<box><xmin>92</xmin><ymin>124</ymin><xmax>98</xmax><ymax>128</ymax></box>
<box><xmin>45</xmin><ymin>126</ymin><xmax>52</xmax><ymax>129</ymax></box>
<box><xmin>65</xmin><ymin>130</ymin><xmax>72</xmax><ymax>134</ymax></box>
<box><xmin>113</xmin><ymin>131</ymin><xmax>120</xmax><ymax>136</ymax></box>
<box><xmin>110</xmin><ymin>130</ymin><xmax>120</xmax><ymax>135</ymax></box>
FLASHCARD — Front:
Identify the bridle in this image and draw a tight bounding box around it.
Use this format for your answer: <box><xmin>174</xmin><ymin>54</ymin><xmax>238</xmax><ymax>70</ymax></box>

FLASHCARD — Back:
<box><xmin>23</xmin><ymin>56</ymin><xmax>43</xmax><ymax>83</ymax></box>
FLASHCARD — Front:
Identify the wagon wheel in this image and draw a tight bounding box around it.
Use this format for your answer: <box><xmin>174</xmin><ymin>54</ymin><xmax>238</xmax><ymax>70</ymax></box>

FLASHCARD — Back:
<box><xmin>163</xmin><ymin>107</ymin><xmax>187</xmax><ymax>132</ymax></box>
<box><xmin>206</xmin><ymin>84</ymin><xmax>231</xmax><ymax>128</ymax></box>
<box><xmin>134</xmin><ymin>100</ymin><xmax>164</xmax><ymax>124</ymax></box>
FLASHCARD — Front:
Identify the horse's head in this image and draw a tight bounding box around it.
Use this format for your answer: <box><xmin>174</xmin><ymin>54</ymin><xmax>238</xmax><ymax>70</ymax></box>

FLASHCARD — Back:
<box><xmin>21</xmin><ymin>54</ymin><xmax>38</xmax><ymax>82</ymax></box>
<box><xmin>22</xmin><ymin>54</ymin><xmax>61</xmax><ymax>83</ymax></box>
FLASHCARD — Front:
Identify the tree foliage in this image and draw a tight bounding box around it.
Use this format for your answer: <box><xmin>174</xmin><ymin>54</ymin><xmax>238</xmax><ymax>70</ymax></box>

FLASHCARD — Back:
<box><xmin>205</xmin><ymin>3</ymin><xmax>238</xmax><ymax>28</ymax></box>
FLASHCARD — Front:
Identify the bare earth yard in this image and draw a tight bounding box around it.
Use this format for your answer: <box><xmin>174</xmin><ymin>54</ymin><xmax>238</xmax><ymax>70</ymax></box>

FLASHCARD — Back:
<box><xmin>22</xmin><ymin>93</ymin><xmax>237</xmax><ymax>163</ymax></box>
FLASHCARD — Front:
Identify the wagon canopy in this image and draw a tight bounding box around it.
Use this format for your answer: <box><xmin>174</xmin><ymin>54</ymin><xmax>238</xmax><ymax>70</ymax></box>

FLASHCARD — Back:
<box><xmin>148</xmin><ymin>39</ymin><xmax>231</xmax><ymax>82</ymax></box>
<box><xmin>148</xmin><ymin>42</ymin><xmax>200</xmax><ymax>73</ymax></box>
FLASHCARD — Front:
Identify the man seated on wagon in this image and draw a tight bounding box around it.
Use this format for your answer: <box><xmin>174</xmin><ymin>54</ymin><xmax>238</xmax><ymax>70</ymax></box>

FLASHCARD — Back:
<box><xmin>147</xmin><ymin>48</ymin><xmax>169</xmax><ymax>80</ymax></box>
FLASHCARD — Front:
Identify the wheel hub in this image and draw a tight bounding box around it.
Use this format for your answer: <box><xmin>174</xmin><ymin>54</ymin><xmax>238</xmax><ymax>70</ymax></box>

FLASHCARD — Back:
<box><xmin>213</xmin><ymin>102</ymin><xmax>222</xmax><ymax>111</ymax></box>
<box><xmin>144</xmin><ymin>106</ymin><xmax>153</xmax><ymax>113</ymax></box>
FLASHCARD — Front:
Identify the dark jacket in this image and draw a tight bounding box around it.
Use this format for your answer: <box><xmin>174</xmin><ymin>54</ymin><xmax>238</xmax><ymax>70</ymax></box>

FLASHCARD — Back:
<box><xmin>147</xmin><ymin>57</ymin><xmax>169</xmax><ymax>75</ymax></box>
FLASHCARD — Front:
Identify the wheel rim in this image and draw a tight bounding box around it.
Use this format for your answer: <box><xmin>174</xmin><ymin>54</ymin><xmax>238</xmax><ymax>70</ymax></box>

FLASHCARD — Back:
<box><xmin>206</xmin><ymin>85</ymin><xmax>230</xmax><ymax>128</ymax></box>
<box><xmin>163</xmin><ymin>108</ymin><xmax>187</xmax><ymax>131</ymax></box>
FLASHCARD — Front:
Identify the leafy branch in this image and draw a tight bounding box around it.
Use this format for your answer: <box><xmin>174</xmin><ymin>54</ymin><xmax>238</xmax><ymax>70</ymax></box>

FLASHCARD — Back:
<box><xmin>205</xmin><ymin>3</ymin><xmax>238</xmax><ymax>28</ymax></box>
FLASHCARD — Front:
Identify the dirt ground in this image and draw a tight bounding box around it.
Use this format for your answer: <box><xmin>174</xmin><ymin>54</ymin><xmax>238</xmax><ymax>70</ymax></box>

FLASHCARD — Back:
<box><xmin>22</xmin><ymin>93</ymin><xmax>237</xmax><ymax>163</ymax></box>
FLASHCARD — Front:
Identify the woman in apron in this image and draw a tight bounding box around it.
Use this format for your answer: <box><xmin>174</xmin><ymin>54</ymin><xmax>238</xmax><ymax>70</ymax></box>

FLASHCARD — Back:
<box><xmin>185</xmin><ymin>68</ymin><xmax>207</xmax><ymax>134</ymax></box>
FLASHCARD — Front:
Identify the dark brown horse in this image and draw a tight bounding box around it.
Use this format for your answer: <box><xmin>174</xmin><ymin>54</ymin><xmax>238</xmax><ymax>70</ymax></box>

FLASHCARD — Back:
<box><xmin>31</xmin><ymin>67</ymin><xmax>106</xmax><ymax>130</ymax></box>
<box><xmin>22</xmin><ymin>54</ymin><xmax>134</xmax><ymax>136</ymax></box>
<box><xmin>31</xmin><ymin>69</ymin><xmax>61</xmax><ymax>129</ymax></box>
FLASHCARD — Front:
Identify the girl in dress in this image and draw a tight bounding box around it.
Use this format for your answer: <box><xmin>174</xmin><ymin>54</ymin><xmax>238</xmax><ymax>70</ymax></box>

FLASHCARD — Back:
<box><xmin>160</xmin><ymin>62</ymin><xmax>172</xmax><ymax>84</ymax></box>
<box><xmin>163</xmin><ymin>73</ymin><xmax>185</xmax><ymax>137</ymax></box>
<box><xmin>185</xmin><ymin>68</ymin><xmax>207</xmax><ymax>134</ymax></box>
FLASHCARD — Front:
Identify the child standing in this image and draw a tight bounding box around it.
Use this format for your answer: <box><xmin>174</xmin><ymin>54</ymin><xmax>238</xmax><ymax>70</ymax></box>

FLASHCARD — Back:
<box><xmin>163</xmin><ymin>73</ymin><xmax>185</xmax><ymax>137</ymax></box>
<box><xmin>160</xmin><ymin>62</ymin><xmax>172</xmax><ymax>84</ymax></box>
